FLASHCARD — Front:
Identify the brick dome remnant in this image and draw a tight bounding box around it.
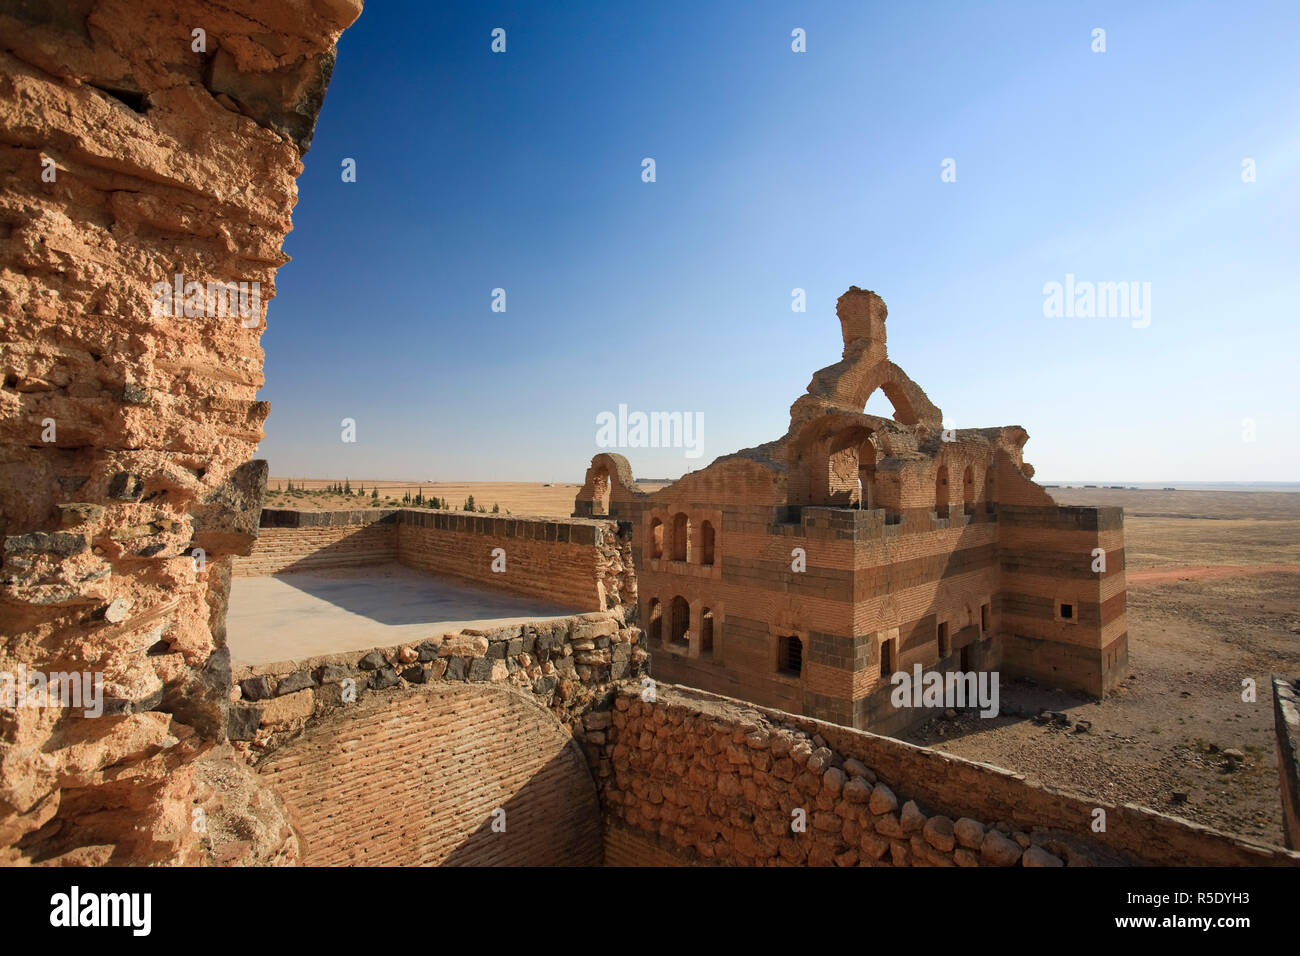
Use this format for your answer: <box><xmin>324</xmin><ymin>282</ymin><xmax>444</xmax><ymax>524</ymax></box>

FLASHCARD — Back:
<box><xmin>576</xmin><ymin>287</ymin><xmax>1129</xmax><ymax>731</ymax></box>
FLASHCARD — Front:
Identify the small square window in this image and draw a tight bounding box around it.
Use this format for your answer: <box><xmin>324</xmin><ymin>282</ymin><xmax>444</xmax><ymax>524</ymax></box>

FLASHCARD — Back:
<box><xmin>1060</xmin><ymin>602</ymin><xmax>1074</xmax><ymax>620</ymax></box>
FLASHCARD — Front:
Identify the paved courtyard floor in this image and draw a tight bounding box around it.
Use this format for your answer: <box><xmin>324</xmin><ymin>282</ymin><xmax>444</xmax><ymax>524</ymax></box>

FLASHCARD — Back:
<box><xmin>228</xmin><ymin>562</ymin><xmax>584</xmax><ymax>665</ymax></box>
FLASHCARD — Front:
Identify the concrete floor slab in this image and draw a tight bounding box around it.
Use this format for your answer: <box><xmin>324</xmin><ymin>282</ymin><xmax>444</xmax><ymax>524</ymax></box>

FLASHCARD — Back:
<box><xmin>227</xmin><ymin>563</ymin><xmax>585</xmax><ymax>666</ymax></box>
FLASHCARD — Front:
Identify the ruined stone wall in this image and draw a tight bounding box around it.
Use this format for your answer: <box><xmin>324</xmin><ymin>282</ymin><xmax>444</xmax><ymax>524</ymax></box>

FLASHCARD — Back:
<box><xmin>593</xmin><ymin>684</ymin><xmax>1299</xmax><ymax>866</ymax></box>
<box><xmin>0</xmin><ymin>0</ymin><xmax>361</xmax><ymax>864</ymax></box>
<box><xmin>1274</xmin><ymin>676</ymin><xmax>1300</xmax><ymax>850</ymax></box>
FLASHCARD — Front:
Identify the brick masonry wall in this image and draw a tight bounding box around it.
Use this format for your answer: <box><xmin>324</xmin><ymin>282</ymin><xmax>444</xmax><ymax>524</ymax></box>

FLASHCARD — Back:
<box><xmin>233</xmin><ymin>524</ymin><xmax>397</xmax><ymax>576</ymax></box>
<box><xmin>398</xmin><ymin>511</ymin><xmax>615</xmax><ymax>610</ymax></box>
<box><xmin>235</xmin><ymin>508</ymin><xmax>634</xmax><ymax>613</ymax></box>
<box><xmin>592</xmin><ymin>684</ymin><xmax>1300</xmax><ymax>867</ymax></box>
<box><xmin>259</xmin><ymin>682</ymin><xmax>602</xmax><ymax>865</ymax></box>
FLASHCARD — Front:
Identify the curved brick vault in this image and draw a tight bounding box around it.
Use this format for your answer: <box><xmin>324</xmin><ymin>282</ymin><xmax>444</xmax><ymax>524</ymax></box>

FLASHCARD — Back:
<box><xmin>258</xmin><ymin>683</ymin><xmax>603</xmax><ymax>866</ymax></box>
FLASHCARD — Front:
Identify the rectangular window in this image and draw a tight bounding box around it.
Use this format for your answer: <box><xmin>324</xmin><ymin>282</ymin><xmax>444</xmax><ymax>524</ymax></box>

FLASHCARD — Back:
<box><xmin>778</xmin><ymin>636</ymin><xmax>803</xmax><ymax>677</ymax></box>
<box><xmin>879</xmin><ymin>638</ymin><xmax>894</xmax><ymax>678</ymax></box>
<box><xmin>937</xmin><ymin>621</ymin><xmax>949</xmax><ymax>657</ymax></box>
<box><xmin>1060</xmin><ymin>602</ymin><xmax>1074</xmax><ymax>621</ymax></box>
<box><xmin>980</xmin><ymin>603</ymin><xmax>990</xmax><ymax>634</ymax></box>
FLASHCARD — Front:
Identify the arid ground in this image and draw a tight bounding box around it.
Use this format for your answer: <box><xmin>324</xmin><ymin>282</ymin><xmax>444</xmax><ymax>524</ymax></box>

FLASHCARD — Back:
<box><xmin>264</xmin><ymin>478</ymin><xmax>1300</xmax><ymax>843</ymax></box>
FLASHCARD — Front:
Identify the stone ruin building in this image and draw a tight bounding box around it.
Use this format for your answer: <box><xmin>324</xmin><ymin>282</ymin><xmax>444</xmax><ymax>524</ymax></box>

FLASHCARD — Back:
<box><xmin>574</xmin><ymin>287</ymin><xmax>1129</xmax><ymax>733</ymax></box>
<box><xmin>0</xmin><ymin>0</ymin><xmax>1295</xmax><ymax>868</ymax></box>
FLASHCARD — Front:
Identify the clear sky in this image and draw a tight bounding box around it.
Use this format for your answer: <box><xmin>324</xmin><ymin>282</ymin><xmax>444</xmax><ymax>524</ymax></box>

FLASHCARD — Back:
<box><xmin>257</xmin><ymin>0</ymin><xmax>1300</xmax><ymax>484</ymax></box>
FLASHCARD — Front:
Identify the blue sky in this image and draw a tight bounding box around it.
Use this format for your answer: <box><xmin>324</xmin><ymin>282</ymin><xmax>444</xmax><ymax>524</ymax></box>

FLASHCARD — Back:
<box><xmin>258</xmin><ymin>0</ymin><xmax>1300</xmax><ymax>483</ymax></box>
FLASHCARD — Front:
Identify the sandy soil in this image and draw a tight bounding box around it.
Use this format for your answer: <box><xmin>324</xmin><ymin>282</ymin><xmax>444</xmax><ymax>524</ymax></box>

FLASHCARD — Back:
<box><xmin>900</xmin><ymin>489</ymin><xmax>1300</xmax><ymax>843</ymax></box>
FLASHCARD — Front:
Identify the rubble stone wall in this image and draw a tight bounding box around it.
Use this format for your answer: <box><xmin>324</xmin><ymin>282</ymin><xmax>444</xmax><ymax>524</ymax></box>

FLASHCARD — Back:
<box><xmin>593</xmin><ymin>684</ymin><xmax>1300</xmax><ymax>867</ymax></box>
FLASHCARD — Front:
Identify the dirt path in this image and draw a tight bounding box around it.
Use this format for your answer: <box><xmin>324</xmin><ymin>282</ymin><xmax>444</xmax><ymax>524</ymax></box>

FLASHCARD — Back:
<box><xmin>1126</xmin><ymin>563</ymin><xmax>1300</xmax><ymax>585</ymax></box>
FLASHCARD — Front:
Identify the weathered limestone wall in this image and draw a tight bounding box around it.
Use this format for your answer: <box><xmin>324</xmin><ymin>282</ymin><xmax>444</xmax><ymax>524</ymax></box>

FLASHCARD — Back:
<box><xmin>232</xmin><ymin>509</ymin><xmax>399</xmax><ymax>576</ymax></box>
<box><xmin>593</xmin><ymin>684</ymin><xmax>1300</xmax><ymax>867</ymax></box>
<box><xmin>0</xmin><ymin>0</ymin><xmax>361</xmax><ymax>864</ymax></box>
<box><xmin>1274</xmin><ymin>676</ymin><xmax>1300</xmax><ymax>850</ymax></box>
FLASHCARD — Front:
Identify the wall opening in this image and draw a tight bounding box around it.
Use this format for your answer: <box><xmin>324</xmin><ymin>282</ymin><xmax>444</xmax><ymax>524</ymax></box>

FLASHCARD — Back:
<box><xmin>671</xmin><ymin>513</ymin><xmax>690</xmax><ymax>562</ymax></box>
<box><xmin>591</xmin><ymin>466</ymin><xmax>611</xmax><ymax>516</ymax></box>
<box><xmin>937</xmin><ymin>621</ymin><xmax>949</xmax><ymax>658</ymax></box>
<box><xmin>670</xmin><ymin>596</ymin><xmax>691</xmax><ymax>648</ymax></box>
<box><xmin>650</xmin><ymin>518</ymin><xmax>663</xmax><ymax>559</ymax></box>
<box><xmin>935</xmin><ymin>465</ymin><xmax>949</xmax><ymax>517</ymax></box>
<box><xmin>700</xmin><ymin>520</ymin><xmax>716</xmax><ymax>566</ymax></box>
<box><xmin>963</xmin><ymin>465</ymin><xmax>975</xmax><ymax>515</ymax></box>
<box><xmin>647</xmin><ymin>598</ymin><xmax>662</xmax><ymax>643</ymax></box>
<box><xmin>700</xmin><ymin>608</ymin><xmax>714</xmax><ymax>659</ymax></box>
<box><xmin>879</xmin><ymin>637</ymin><xmax>895</xmax><ymax>678</ymax></box>
<box><xmin>777</xmin><ymin>635</ymin><xmax>802</xmax><ymax>677</ymax></box>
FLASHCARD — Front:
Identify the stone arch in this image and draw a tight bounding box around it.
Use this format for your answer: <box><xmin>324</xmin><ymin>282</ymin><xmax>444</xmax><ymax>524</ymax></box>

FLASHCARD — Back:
<box><xmin>574</xmin><ymin>452</ymin><xmax>642</xmax><ymax>518</ymax></box>
<box><xmin>258</xmin><ymin>682</ymin><xmax>602</xmax><ymax>866</ymax></box>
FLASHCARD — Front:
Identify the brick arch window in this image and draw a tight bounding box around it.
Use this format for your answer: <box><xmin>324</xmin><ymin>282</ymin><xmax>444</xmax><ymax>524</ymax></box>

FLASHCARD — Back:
<box><xmin>649</xmin><ymin>517</ymin><xmax>663</xmax><ymax>559</ymax></box>
<box><xmin>669</xmin><ymin>596</ymin><xmax>690</xmax><ymax>648</ymax></box>
<box><xmin>858</xmin><ymin>438</ymin><xmax>877</xmax><ymax>509</ymax></box>
<box><xmin>671</xmin><ymin>513</ymin><xmax>690</xmax><ymax>562</ymax></box>
<box><xmin>700</xmin><ymin>520</ymin><xmax>716</xmax><ymax>566</ymax></box>
<box><xmin>935</xmin><ymin>465</ymin><xmax>949</xmax><ymax>517</ymax></box>
<box><xmin>647</xmin><ymin>598</ymin><xmax>662</xmax><ymax>643</ymax></box>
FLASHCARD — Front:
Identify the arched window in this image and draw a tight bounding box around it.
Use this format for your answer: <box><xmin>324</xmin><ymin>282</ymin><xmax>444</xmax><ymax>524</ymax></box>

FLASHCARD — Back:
<box><xmin>700</xmin><ymin>521</ymin><xmax>715</xmax><ymax>566</ymax></box>
<box><xmin>701</xmin><ymin>608</ymin><xmax>714</xmax><ymax>658</ymax></box>
<box><xmin>858</xmin><ymin>438</ymin><xmax>877</xmax><ymax>509</ymax></box>
<box><xmin>649</xmin><ymin>518</ymin><xmax>663</xmax><ymax>559</ymax></box>
<box><xmin>963</xmin><ymin>465</ymin><xmax>975</xmax><ymax>515</ymax></box>
<box><xmin>671</xmin><ymin>513</ymin><xmax>690</xmax><ymax>562</ymax></box>
<box><xmin>670</xmin><ymin>596</ymin><xmax>690</xmax><ymax>648</ymax></box>
<box><xmin>935</xmin><ymin>465</ymin><xmax>949</xmax><ymax>517</ymax></box>
<box><xmin>647</xmin><ymin>598</ymin><xmax>662</xmax><ymax>643</ymax></box>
